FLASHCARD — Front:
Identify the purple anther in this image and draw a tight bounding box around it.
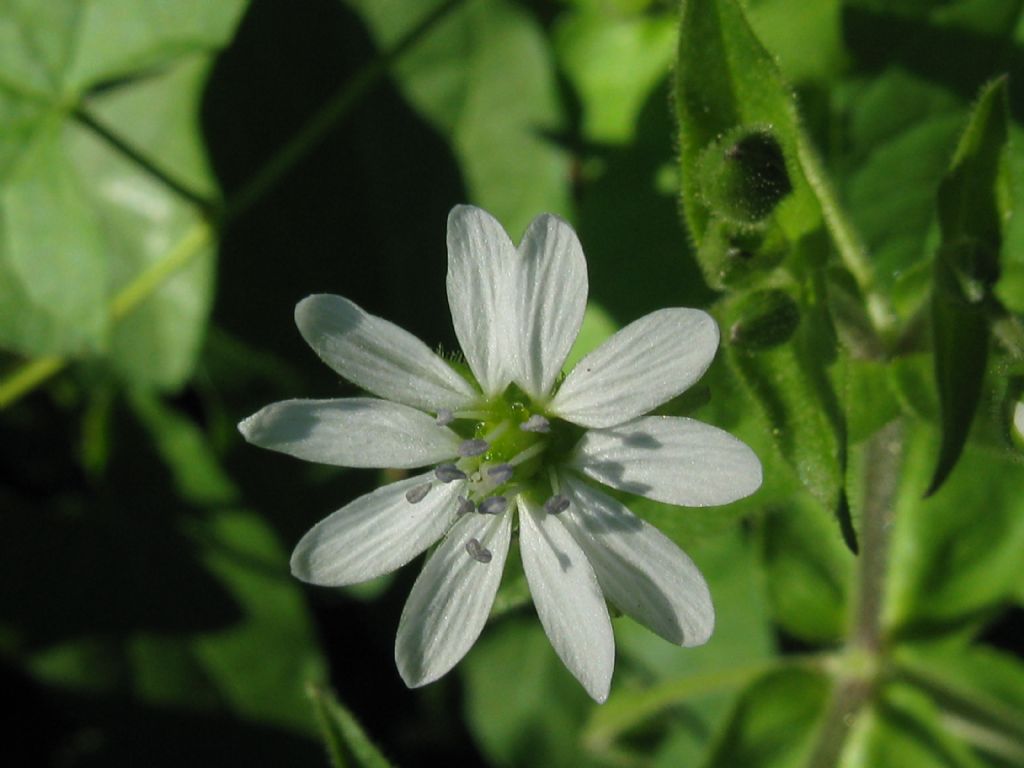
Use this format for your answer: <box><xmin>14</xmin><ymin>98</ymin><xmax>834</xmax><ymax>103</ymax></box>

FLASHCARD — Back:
<box><xmin>456</xmin><ymin>496</ymin><xmax>476</xmax><ymax>516</ymax></box>
<box><xmin>458</xmin><ymin>438</ymin><xmax>489</xmax><ymax>457</ymax></box>
<box><xmin>405</xmin><ymin>482</ymin><xmax>432</xmax><ymax>504</ymax></box>
<box><xmin>479</xmin><ymin>496</ymin><xmax>508</xmax><ymax>516</ymax></box>
<box><xmin>544</xmin><ymin>494</ymin><xmax>570</xmax><ymax>515</ymax></box>
<box><xmin>486</xmin><ymin>464</ymin><xmax>513</xmax><ymax>485</ymax></box>
<box><xmin>465</xmin><ymin>538</ymin><xmax>492</xmax><ymax>564</ymax></box>
<box><xmin>435</xmin><ymin>464</ymin><xmax>468</xmax><ymax>483</ymax></box>
<box><xmin>435</xmin><ymin>408</ymin><xmax>454</xmax><ymax>426</ymax></box>
<box><xmin>520</xmin><ymin>414</ymin><xmax>551</xmax><ymax>433</ymax></box>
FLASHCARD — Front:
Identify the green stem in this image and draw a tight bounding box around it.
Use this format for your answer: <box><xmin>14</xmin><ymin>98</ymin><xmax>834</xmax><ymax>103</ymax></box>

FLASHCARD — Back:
<box><xmin>108</xmin><ymin>222</ymin><xmax>213</xmax><ymax>322</ymax></box>
<box><xmin>0</xmin><ymin>356</ymin><xmax>66</xmax><ymax>409</ymax></box>
<box><xmin>0</xmin><ymin>0</ymin><xmax>464</xmax><ymax>409</ymax></box>
<box><xmin>804</xmin><ymin>420</ymin><xmax>905</xmax><ymax>768</ymax></box>
<box><xmin>795</xmin><ymin>134</ymin><xmax>895</xmax><ymax>341</ymax></box>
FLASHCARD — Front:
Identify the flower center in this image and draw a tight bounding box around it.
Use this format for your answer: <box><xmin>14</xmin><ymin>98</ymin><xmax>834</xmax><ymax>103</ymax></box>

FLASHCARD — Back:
<box><xmin>405</xmin><ymin>385</ymin><xmax>582</xmax><ymax>562</ymax></box>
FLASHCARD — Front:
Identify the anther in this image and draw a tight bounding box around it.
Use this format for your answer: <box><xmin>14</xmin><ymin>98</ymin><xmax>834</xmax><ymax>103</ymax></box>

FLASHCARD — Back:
<box><xmin>544</xmin><ymin>494</ymin><xmax>570</xmax><ymax>515</ymax></box>
<box><xmin>405</xmin><ymin>482</ymin><xmax>432</xmax><ymax>504</ymax></box>
<box><xmin>458</xmin><ymin>438</ymin><xmax>489</xmax><ymax>457</ymax></box>
<box><xmin>456</xmin><ymin>496</ymin><xmax>476</xmax><ymax>516</ymax></box>
<box><xmin>435</xmin><ymin>408</ymin><xmax>454</xmax><ymax>426</ymax></box>
<box><xmin>466</xmin><ymin>538</ymin><xmax>492</xmax><ymax>563</ymax></box>
<box><xmin>479</xmin><ymin>496</ymin><xmax>508</xmax><ymax>516</ymax></box>
<box><xmin>520</xmin><ymin>414</ymin><xmax>551</xmax><ymax>433</ymax></box>
<box><xmin>487</xmin><ymin>464</ymin><xmax>513</xmax><ymax>485</ymax></box>
<box><xmin>435</xmin><ymin>464</ymin><xmax>468</xmax><ymax>483</ymax></box>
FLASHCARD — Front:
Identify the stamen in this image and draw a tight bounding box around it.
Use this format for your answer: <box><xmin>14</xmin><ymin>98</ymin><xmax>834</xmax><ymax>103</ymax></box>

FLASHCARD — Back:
<box><xmin>479</xmin><ymin>496</ymin><xmax>508</xmax><ymax>515</ymax></box>
<box><xmin>520</xmin><ymin>414</ymin><xmax>551</xmax><ymax>433</ymax></box>
<box><xmin>544</xmin><ymin>494</ymin><xmax>570</xmax><ymax>515</ymax></box>
<box><xmin>456</xmin><ymin>496</ymin><xmax>476</xmax><ymax>516</ymax></box>
<box><xmin>435</xmin><ymin>408</ymin><xmax>454</xmax><ymax>426</ymax></box>
<box><xmin>466</xmin><ymin>538</ymin><xmax>492</xmax><ymax>563</ymax></box>
<box><xmin>405</xmin><ymin>482</ymin><xmax>432</xmax><ymax>504</ymax></box>
<box><xmin>435</xmin><ymin>464</ymin><xmax>468</xmax><ymax>483</ymax></box>
<box><xmin>486</xmin><ymin>463</ymin><xmax>513</xmax><ymax>485</ymax></box>
<box><xmin>458</xmin><ymin>438</ymin><xmax>489</xmax><ymax>457</ymax></box>
<box><xmin>509</xmin><ymin>441</ymin><xmax>546</xmax><ymax>467</ymax></box>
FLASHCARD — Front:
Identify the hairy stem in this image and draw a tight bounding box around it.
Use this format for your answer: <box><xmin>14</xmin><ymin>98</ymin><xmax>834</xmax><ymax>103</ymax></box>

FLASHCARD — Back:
<box><xmin>805</xmin><ymin>419</ymin><xmax>905</xmax><ymax>768</ymax></box>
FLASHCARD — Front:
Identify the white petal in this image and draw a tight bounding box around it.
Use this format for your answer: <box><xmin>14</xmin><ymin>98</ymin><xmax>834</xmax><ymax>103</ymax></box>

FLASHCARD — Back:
<box><xmin>518</xmin><ymin>496</ymin><xmax>614</xmax><ymax>703</ymax></box>
<box><xmin>295</xmin><ymin>294</ymin><xmax>479</xmax><ymax>412</ymax></box>
<box><xmin>559</xmin><ymin>473</ymin><xmax>713</xmax><ymax>646</ymax></box>
<box><xmin>291</xmin><ymin>473</ymin><xmax>463</xmax><ymax>586</ymax></box>
<box><xmin>514</xmin><ymin>214</ymin><xmax>588</xmax><ymax>400</ymax></box>
<box><xmin>238</xmin><ymin>397</ymin><xmax>460</xmax><ymax>468</ymax></box>
<box><xmin>446</xmin><ymin>205</ymin><xmax>520</xmax><ymax>397</ymax></box>
<box><xmin>396</xmin><ymin>511</ymin><xmax>511</xmax><ymax>687</ymax></box>
<box><xmin>570</xmin><ymin>416</ymin><xmax>762</xmax><ymax>506</ymax></box>
<box><xmin>549</xmin><ymin>308</ymin><xmax>719</xmax><ymax>428</ymax></box>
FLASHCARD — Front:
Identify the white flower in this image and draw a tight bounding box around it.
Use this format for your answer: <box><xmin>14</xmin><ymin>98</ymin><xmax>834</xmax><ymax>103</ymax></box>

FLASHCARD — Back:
<box><xmin>239</xmin><ymin>205</ymin><xmax>762</xmax><ymax>702</ymax></box>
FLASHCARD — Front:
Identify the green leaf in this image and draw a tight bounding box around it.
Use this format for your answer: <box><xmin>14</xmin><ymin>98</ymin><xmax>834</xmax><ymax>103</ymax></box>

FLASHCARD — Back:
<box><xmin>307</xmin><ymin>684</ymin><xmax>396</xmax><ymax>768</ymax></box>
<box><xmin>0</xmin><ymin>1</ymin><xmax>244</xmax><ymax>388</ymax></box>
<box><xmin>675</xmin><ymin>0</ymin><xmax>850</xmax><ymax>524</ymax></box>
<box><xmin>344</xmin><ymin>0</ymin><xmax>570</xmax><ymax>235</ymax></box>
<box><xmin>840</xmin><ymin>683</ymin><xmax>987</xmax><ymax>768</ymax></box>
<box><xmin>585</xmin><ymin>527</ymin><xmax>775</xmax><ymax>765</ymax></box>
<box><xmin>928</xmin><ymin>77</ymin><xmax>1010</xmax><ymax>494</ymax></box>
<box><xmin>893</xmin><ymin>644</ymin><xmax>1024</xmax><ymax>765</ymax></box>
<box><xmin>18</xmin><ymin>391</ymin><xmax>327</xmax><ymax>742</ymax></box>
<box><xmin>842</xmin><ymin>70</ymin><xmax>966</xmax><ymax>321</ymax></box>
<box><xmin>723</xmin><ymin>309</ymin><xmax>846</xmax><ymax>518</ymax></box>
<box><xmin>704</xmin><ymin>667</ymin><xmax>831</xmax><ymax>768</ymax></box>
<box><xmin>553</xmin><ymin>4</ymin><xmax>677</xmax><ymax>144</ymax></box>
<box><xmin>885</xmin><ymin>421</ymin><xmax>1024</xmax><ymax>637</ymax></box>
<box><xmin>757</xmin><ymin>492</ymin><xmax>855</xmax><ymax>644</ymax></box>
<box><xmin>675</xmin><ymin>0</ymin><xmax>821</xmax><ymax>249</ymax></box>
<box><xmin>462</xmin><ymin>617</ymin><xmax>599</xmax><ymax>768</ymax></box>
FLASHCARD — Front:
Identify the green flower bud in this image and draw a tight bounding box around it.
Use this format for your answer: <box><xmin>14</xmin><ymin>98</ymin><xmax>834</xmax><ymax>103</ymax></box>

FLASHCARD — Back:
<box><xmin>726</xmin><ymin>289</ymin><xmax>800</xmax><ymax>350</ymax></box>
<box><xmin>698</xmin><ymin>125</ymin><xmax>792</xmax><ymax>226</ymax></box>
<box><xmin>698</xmin><ymin>216</ymin><xmax>788</xmax><ymax>289</ymax></box>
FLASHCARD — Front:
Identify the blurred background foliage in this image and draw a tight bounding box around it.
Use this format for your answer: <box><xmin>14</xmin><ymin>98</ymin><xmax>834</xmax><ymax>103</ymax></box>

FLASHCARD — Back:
<box><xmin>1</xmin><ymin>0</ymin><xmax>1023</xmax><ymax>765</ymax></box>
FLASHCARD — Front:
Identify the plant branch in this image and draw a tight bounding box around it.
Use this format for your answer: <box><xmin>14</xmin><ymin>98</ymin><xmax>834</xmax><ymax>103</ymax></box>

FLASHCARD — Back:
<box><xmin>804</xmin><ymin>419</ymin><xmax>906</xmax><ymax>768</ymax></box>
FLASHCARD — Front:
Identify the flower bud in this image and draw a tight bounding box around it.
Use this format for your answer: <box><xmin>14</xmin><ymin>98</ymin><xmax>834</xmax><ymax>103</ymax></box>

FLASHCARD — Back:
<box><xmin>727</xmin><ymin>289</ymin><xmax>800</xmax><ymax>350</ymax></box>
<box><xmin>698</xmin><ymin>125</ymin><xmax>792</xmax><ymax>227</ymax></box>
<box><xmin>697</xmin><ymin>216</ymin><xmax>787</xmax><ymax>289</ymax></box>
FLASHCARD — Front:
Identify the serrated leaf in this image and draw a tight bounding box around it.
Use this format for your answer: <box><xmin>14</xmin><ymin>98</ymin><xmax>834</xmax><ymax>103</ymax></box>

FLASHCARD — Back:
<box><xmin>928</xmin><ymin>77</ymin><xmax>1010</xmax><ymax>495</ymax></box>
<box><xmin>307</xmin><ymin>684</ymin><xmax>396</xmax><ymax>768</ymax></box>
